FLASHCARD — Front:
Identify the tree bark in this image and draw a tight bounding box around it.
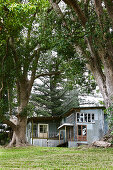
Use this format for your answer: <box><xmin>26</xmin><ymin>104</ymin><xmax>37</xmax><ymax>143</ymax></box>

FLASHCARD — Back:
<box><xmin>7</xmin><ymin>77</ymin><xmax>32</xmax><ymax>147</ymax></box>
<box><xmin>8</xmin><ymin>116</ymin><xmax>27</xmax><ymax>147</ymax></box>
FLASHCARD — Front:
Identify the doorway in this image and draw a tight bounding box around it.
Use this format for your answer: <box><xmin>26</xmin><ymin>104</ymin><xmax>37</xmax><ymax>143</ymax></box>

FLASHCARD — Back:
<box><xmin>77</xmin><ymin>125</ymin><xmax>87</xmax><ymax>141</ymax></box>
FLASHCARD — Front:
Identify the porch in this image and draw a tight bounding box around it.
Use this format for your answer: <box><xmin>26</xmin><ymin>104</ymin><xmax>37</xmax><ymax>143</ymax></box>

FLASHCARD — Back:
<box><xmin>58</xmin><ymin>123</ymin><xmax>87</xmax><ymax>144</ymax></box>
<box><xmin>26</xmin><ymin>116</ymin><xmax>61</xmax><ymax>146</ymax></box>
<box><xmin>58</xmin><ymin>123</ymin><xmax>74</xmax><ymax>143</ymax></box>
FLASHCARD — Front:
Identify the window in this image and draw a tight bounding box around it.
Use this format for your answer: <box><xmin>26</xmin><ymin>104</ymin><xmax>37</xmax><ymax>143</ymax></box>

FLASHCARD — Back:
<box><xmin>88</xmin><ymin>114</ymin><xmax>91</xmax><ymax>122</ymax></box>
<box><xmin>38</xmin><ymin>124</ymin><xmax>48</xmax><ymax>138</ymax></box>
<box><xmin>77</xmin><ymin>113</ymin><xmax>80</xmax><ymax>122</ymax></box>
<box><xmin>77</xmin><ymin>113</ymin><xmax>83</xmax><ymax>122</ymax></box>
<box><xmin>80</xmin><ymin>113</ymin><xmax>83</xmax><ymax>122</ymax></box>
<box><xmin>40</xmin><ymin>125</ymin><xmax>47</xmax><ymax>133</ymax></box>
<box><xmin>82</xmin><ymin>125</ymin><xmax>87</xmax><ymax>136</ymax></box>
<box><xmin>33</xmin><ymin>124</ymin><xmax>38</xmax><ymax>138</ymax></box>
<box><xmin>84</xmin><ymin>113</ymin><xmax>87</xmax><ymax>122</ymax></box>
<box><xmin>92</xmin><ymin>114</ymin><xmax>95</xmax><ymax>122</ymax></box>
<box><xmin>77</xmin><ymin>112</ymin><xmax>95</xmax><ymax>123</ymax></box>
<box><xmin>78</xmin><ymin>125</ymin><xmax>82</xmax><ymax>135</ymax></box>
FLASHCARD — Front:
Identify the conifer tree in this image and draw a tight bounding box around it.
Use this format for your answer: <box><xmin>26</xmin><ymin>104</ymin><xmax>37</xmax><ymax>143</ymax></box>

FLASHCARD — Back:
<box><xmin>31</xmin><ymin>52</ymin><xmax>79</xmax><ymax>116</ymax></box>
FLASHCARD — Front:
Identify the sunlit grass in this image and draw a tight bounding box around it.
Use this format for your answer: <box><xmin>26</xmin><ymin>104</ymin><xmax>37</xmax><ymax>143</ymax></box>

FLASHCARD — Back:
<box><xmin>0</xmin><ymin>146</ymin><xmax>113</xmax><ymax>169</ymax></box>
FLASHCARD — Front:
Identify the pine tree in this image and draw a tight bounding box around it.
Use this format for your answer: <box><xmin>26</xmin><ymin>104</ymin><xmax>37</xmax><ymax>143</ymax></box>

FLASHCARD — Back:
<box><xmin>30</xmin><ymin>53</ymin><xmax>79</xmax><ymax>116</ymax></box>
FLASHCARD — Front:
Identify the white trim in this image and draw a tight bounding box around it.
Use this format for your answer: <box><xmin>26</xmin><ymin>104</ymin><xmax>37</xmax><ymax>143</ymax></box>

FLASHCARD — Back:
<box><xmin>58</xmin><ymin>123</ymin><xmax>74</xmax><ymax>130</ymax></box>
<box><xmin>76</xmin><ymin>112</ymin><xmax>95</xmax><ymax>123</ymax></box>
<box><xmin>77</xmin><ymin>141</ymin><xmax>88</xmax><ymax>144</ymax></box>
<box><xmin>77</xmin><ymin>122</ymin><xmax>95</xmax><ymax>125</ymax></box>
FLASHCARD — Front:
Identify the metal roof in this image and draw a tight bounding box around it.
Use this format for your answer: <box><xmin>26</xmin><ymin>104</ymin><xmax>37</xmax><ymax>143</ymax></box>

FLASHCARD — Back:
<box><xmin>27</xmin><ymin>116</ymin><xmax>61</xmax><ymax>123</ymax></box>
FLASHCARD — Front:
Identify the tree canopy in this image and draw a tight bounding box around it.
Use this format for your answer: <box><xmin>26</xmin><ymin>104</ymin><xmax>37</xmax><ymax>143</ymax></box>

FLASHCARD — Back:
<box><xmin>49</xmin><ymin>0</ymin><xmax>113</xmax><ymax>108</ymax></box>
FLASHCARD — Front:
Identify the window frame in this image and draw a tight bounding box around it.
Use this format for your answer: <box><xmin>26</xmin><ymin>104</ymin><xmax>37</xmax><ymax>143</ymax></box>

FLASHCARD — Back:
<box><xmin>33</xmin><ymin>123</ymin><xmax>38</xmax><ymax>138</ymax></box>
<box><xmin>38</xmin><ymin>124</ymin><xmax>49</xmax><ymax>138</ymax></box>
<box><xmin>77</xmin><ymin>125</ymin><xmax>87</xmax><ymax>141</ymax></box>
<box><xmin>76</xmin><ymin>112</ymin><xmax>95</xmax><ymax>123</ymax></box>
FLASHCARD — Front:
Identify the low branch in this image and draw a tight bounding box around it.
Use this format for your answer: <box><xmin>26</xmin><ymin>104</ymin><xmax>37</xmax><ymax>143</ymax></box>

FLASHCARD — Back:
<box><xmin>2</xmin><ymin>119</ymin><xmax>16</xmax><ymax>130</ymax></box>
<box><xmin>35</xmin><ymin>71</ymin><xmax>61</xmax><ymax>79</ymax></box>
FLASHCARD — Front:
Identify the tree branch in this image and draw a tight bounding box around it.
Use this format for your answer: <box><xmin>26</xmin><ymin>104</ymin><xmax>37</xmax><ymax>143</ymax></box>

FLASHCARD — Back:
<box><xmin>104</xmin><ymin>0</ymin><xmax>113</xmax><ymax>29</ymax></box>
<box><xmin>48</xmin><ymin>0</ymin><xmax>61</xmax><ymax>13</ymax></box>
<box><xmin>2</xmin><ymin>119</ymin><xmax>16</xmax><ymax>130</ymax></box>
<box><xmin>49</xmin><ymin>0</ymin><xmax>64</xmax><ymax>17</ymax></box>
<box><xmin>35</xmin><ymin>71</ymin><xmax>61</xmax><ymax>79</ymax></box>
<box><xmin>49</xmin><ymin>0</ymin><xmax>70</xmax><ymax>28</ymax></box>
<box><xmin>94</xmin><ymin>0</ymin><xmax>103</xmax><ymax>18</ymax></box>
<box><xmin>25</xmin><ymin>8</ymin><xmax>38</xmax><ymax>57</ymax></box>
<box><xmin>86</xmin><ymin>56</ymin><xmax>109</xmax><ymax>107</ymax></box>
<box><xmin>84</xmin><ymin>0</ymin><xmax>90</xmax><ymax>17</ymax></box>
<box><xmin>0</xmin><ymin>81</ymin><xmax>3</xmax><ymax>94</ymax></box>
<box><xmin>63</xmin><ymin>0</ymin><xmax>87</xmax><ymax>26</ymax></box>
<box><xmin>9</xmin><ymin>37</ymin><xmax>22</xmax><ymax>75</ymax></box>
<box><xmin>27</xmin><ymin>48</ymin><xmax>41</xmax><ymax>97</ymax></box>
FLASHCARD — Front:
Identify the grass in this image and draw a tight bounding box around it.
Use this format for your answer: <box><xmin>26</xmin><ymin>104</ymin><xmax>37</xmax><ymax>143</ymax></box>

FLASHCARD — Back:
<box><xmin>0</xmin><ymin>146</ymin><xmax>113</xmax><ymax>169</ymax></box>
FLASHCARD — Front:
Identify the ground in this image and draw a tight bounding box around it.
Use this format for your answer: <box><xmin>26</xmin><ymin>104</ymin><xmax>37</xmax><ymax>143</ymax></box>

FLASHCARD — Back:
<box><xmin>0</xmin><ymin>146</ymin><xmax>113</xmax><ymax>169</ymax></box>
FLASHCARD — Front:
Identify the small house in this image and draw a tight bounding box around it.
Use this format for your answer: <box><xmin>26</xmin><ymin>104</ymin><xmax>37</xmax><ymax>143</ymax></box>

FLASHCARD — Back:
<box><xmin>26</xmin><ymin>106</ymin><xmax>108</xmax><ymax>147</ymax></box>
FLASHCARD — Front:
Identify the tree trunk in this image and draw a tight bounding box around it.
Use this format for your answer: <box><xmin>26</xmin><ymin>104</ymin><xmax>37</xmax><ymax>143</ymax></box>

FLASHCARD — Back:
<box><xmin>8</xmin><ymin>78</ymin><xmax>31</xmax><ymax>147</ymax></box>
<box><xmin>8</xmin><ymin>116</ymin><xmax>28</xmax><ymax>147</ymax></box>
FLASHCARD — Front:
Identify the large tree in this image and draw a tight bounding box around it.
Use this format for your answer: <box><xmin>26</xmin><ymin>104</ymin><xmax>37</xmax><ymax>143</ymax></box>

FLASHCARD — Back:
<box><xmin>49</xmin><ymin>0</ymin><xmax>113</xmax><ymax>110</ymax></box>
<box><xmin>0</xmin><ymin>0</ymin><xmax>61</xmax><ymax>147</ymax></box>
<box><xmin>0</xmin><ymin>0</ymin><xmax>82</xmax><ymax>147</ymax></box>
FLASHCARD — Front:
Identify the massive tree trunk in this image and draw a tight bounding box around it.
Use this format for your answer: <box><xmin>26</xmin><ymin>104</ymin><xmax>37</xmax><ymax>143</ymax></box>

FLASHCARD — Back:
<box><xmin>7</xmin><ymin>77</ymin><xmax>32</xmax><ymax>147</ymax></box>
<box><xmin>8</xmin><ymin>116</ymin><xmax>27</xmax><ymax>147</ymax></box>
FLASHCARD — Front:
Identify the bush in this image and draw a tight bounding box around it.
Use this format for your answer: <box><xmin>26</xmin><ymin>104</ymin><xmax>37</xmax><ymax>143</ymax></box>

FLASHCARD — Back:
<box><xmin>0</xmin><ymin>132</ymin><xmax>9</xmax><ymax>145</ymax></box>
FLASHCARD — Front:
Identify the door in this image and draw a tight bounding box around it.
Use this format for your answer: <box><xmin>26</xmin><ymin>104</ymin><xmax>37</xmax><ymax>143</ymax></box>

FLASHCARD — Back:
<box><xmin>38</xmin><ymin>124</ymin><xmax>48</xmax><ymax>138</ymax></box>
<box><xmin>77</xmin><ymin>125</ymin><xmax>87</xmax><ymax>141</ymax></box>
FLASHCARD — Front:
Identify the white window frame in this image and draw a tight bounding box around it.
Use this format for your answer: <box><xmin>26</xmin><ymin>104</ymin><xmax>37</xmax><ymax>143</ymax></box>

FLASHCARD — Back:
<box><xmin>76</xmin><ymin>112</ymin><xmax>95</xmax><ymax>123</ymax></box>
<box><xmin>38</xmin><ymin>124</ymin><xmax>49</xmax><ymax>138</ymax></box>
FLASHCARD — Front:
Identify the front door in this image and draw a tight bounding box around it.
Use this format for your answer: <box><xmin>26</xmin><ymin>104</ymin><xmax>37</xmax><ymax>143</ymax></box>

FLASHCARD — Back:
<box><xmin>77</xmin><ymin>125</ymin><xmax>87</xmax><ymax>141</ymax></box>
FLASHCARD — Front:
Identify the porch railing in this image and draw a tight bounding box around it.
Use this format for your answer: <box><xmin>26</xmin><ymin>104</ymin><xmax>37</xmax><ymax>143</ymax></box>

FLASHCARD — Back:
<box><xmin>32</xmin><ymin>130</ymin><xmax>59</xmax><ymax>139</ymax></box>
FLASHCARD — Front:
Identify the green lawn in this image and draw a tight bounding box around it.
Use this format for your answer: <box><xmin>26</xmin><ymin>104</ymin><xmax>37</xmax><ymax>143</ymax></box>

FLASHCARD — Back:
<box><xmin>0</xmin><ymin>146</ymin><xmax>113</xmax><ymax>169</ymax></box>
